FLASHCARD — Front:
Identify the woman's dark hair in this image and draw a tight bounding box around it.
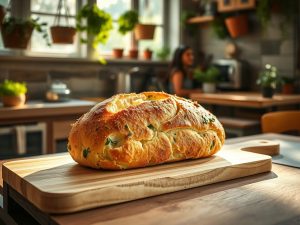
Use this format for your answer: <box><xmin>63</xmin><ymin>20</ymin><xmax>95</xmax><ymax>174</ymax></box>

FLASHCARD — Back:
<box><xmin>170</xmin><ymin>45</ymin><xmax>191</xmax><ymax>77</ymax></box>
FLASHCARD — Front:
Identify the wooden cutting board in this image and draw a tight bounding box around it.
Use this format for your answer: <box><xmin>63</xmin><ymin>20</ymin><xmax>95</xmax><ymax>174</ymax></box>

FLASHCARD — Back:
<box><xmin>2</xmin><ymin>140</ymin><xmax>275</xmax><ymax>214</ymax></box>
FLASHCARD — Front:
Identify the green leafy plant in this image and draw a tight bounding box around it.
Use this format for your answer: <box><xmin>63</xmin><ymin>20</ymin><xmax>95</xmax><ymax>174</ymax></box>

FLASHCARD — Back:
<box><xmin>0</xmin><ymin>80</ymin><xmax>27</xmax><ymax>96</ymax></box>
<box><xmin>181</xmin><ymin>10</ymin><xmax>198</xmax><ymax>37</ymax></box>
<box><xmin>118</xmin><ymin>10</ymin><xmax>139</xmax><ymax>35</ymax></box>
<box><xmin>256</xmin><ymin>64</ymin><xmax>283</xmax><ymax>88</ymax></box>
<box><xmin>211</xmin><ymin>16</ymin><xmax>229</xmax><ymax>39</ymax></box>
<box><xmin>76</xmin><ymin>4</ymin><xmax>113</xmax><ymax>47</ymax></box>
<box><xmin>256</xmin><ymin>0</ymin><xmax>298</xmax><ymax>38</ymax></box>
<box><xmin>194</xmin><ymin>67</ymin><xmax>220</xmax><ymax>83</ymax></box>
<box><xmin>156</xmin><ymin>47</ymin><xmax>170</xmax><ymax>60</ymax></box>
<box><xmin>2</xmin><ymin>17</ymin><xmax>50</xmax><ymax>46</ymax></box>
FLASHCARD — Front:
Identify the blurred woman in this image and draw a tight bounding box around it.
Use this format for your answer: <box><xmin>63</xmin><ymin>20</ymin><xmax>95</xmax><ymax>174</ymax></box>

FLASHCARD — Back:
<box><xmin>169</xmin><ymin>45</ymin><xmax>200</xmax><ymax>97</ymax></box>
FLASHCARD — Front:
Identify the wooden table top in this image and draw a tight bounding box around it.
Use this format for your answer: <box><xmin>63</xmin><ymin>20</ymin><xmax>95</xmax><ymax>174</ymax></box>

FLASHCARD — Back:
<box><xmin>0</xmin><ymin>99</ymin><xmax>95</xmax><ymax>121</ymax></box>
<box><xmin>190</xmin><ymin>92</ymin><xmax>300</xmax><ymax>108</ymax></box>
<box><xmin>49</xmin><ymin>133</ymin><xmax>300</xmax><ymax>225</ymax></box>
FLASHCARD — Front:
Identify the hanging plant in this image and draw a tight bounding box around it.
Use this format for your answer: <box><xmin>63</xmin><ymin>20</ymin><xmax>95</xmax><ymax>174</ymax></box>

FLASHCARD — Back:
<box><xmin>76</xmin><ymin>4</ymin><xmax>113</xmax><ymax>48</ymax></box>
<box><xmin>118</xmin><ymin>10</ymin><xmax>139</xmax><ymax>35</ymax></box>
<box><xmin>1</xmin><ymin>17</ymin><xmax>50</xmax><ymax>49</ymax></box>
<box><xmin>50</xmin><ymin>0</ymin><xmax>76</xmax><ymax>44</ymax></box>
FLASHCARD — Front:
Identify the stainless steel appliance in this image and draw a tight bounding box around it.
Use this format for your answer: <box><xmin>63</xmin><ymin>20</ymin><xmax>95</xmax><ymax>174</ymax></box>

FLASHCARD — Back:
<box><xmin>213</xmin><ymin>59</ymin><xmax>249</xmax><ymax>90</ymax></box>
<box><xmin>46</xmin><ymin>81</ymin><xmax>71</xmax><ymax>102</ymax></box>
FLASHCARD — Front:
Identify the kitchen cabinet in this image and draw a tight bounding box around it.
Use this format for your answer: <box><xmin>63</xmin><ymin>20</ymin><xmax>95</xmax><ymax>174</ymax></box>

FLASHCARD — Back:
<box><xmin>0</xmin><ymin>100</ymin><xmax>95</xmax><ymax>157</ymax></box>
<box><xmin>218</xmin><ymin>0</ymin><xmax>255</xmax><ymax>12</ymax></box>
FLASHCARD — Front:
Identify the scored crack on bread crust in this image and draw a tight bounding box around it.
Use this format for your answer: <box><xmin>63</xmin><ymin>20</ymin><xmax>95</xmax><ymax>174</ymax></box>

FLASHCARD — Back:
<box><xmin>68</xmin><ymin>92</ymin><xmax>225</xmax><ymax>170</ymax></box>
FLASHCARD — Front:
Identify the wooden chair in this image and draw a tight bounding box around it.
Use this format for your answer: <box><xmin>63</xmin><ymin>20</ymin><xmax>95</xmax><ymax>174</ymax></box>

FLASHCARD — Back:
<box><xmin>261</xmin><ymin>110</ymin><xmax>300</xmax><ymax>134</ymax></box>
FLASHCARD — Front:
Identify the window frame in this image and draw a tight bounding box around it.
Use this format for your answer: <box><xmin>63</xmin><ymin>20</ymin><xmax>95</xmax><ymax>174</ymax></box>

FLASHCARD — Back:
<box><xmin>1</xmin><ymin>0</ymin><xmax>170</xmax><ymax>58</ymax></box>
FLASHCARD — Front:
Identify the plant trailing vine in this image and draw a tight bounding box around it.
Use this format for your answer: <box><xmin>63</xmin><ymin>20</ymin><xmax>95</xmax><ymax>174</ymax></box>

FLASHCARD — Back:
<box><xmin>76</xmin><ymin>3</ymin><xmax>113</xmax><ymax>48</ymax></box>
<box><xmin>2</xmin><ymin>17</ymin><xmax>50</xmax><ymax>46</ymax></box>
<box><xmin>117</xmin><ymin>10</ymin><xmax>139</xmax><ymax>35</ymax></box>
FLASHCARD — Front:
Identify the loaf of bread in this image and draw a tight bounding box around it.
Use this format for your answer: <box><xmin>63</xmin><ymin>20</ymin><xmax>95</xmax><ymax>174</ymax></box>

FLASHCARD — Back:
<box><xmin>68</xmin><ymin>92</ymin><xmax>225</xmax><ymax>170</ymax></box>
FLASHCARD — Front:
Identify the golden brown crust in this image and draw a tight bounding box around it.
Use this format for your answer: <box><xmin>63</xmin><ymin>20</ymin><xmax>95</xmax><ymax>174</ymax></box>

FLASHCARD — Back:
<box><xmin>68</xmin><ymin>92</ymin><xmax>225</xmax><ymax>170</ymax></box>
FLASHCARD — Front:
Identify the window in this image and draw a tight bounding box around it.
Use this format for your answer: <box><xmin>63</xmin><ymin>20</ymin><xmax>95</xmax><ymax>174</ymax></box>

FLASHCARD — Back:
<box><xmin>30</xmin><ymin>0</ymin><xmax>79</xmax><ymax>55</ymax></box>
<box><xmin>97</xmin><ymin>0</ymin><xmax>131</xmax><ymax>54</ymax></box>
<box><xmin>138</xmin><ymin>0</ymin><xmax>165</xmax><ymax>52</ymax></box>
<box><xmin>0</xmin><ymin>0</ymin><xmax>167</xmax><ymax>57</ymax></box>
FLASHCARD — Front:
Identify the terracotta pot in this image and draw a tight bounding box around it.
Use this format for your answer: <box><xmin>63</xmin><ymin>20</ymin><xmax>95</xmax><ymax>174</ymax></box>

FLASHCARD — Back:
<box><xmin>0</xmin><ymin>5</ymin><xmax>5</xmax><ymax>24</ymax></box>
<box><xmin>2</xmin><ymin>94</ymin><xmax>26</xmax><ymax>107</ymax></box>
<box><xmin>128</xmin><ymin>49</ymin><xmax>139</xmax><ymax>59</ymax></box>
<box><xmin>225</xmin><ymin>14</ymin><xmax>249</xmax><ymax>38</ymax></box>
<box><xmin>112</xmin><ymin>48</ymin><xmax>124</xmax><ymax>58</ymax></box>
<box><xmin>50</xmin><ymin>26</ymin><xmax>76</xmax><ymax>44</ymax></box>
<box><xmin>282</xmin><ymin>84</ymin><xmax>294</xmax><ymax>95</ymax></box>
<box><xmin>143</xmin><ymin>49</ymin><xmax>153</xmax><ymax>60</ymax></box>
<box><xmin>1</xmin><ymin>24</ymin><xmax>33</xmax><ymax>49</ymax></box>
<box><xmin>134</xmin><ymin>24</ymin><xmax>156</xmax><ymax>40</ymax></box>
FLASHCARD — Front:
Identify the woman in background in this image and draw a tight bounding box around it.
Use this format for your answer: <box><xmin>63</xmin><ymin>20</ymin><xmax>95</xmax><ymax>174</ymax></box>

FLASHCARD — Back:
<box><xmin>169</xmin><ymin>45</ymin><xmax>200</xmax><ymax>97</ymax></box>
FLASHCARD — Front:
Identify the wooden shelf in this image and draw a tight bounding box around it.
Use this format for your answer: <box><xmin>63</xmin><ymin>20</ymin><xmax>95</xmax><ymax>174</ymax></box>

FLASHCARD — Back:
<box><xmin>187</xmin><ymin>15</ymin><xmax>214</xmax><ymax>24</ymax></box>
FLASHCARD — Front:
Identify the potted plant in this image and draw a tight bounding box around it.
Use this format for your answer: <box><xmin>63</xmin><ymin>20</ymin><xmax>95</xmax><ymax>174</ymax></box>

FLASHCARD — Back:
<box><xmin>143</xmin><ymin>48</ymin><xmax>153</xmax><ymax>60</ymax></box>
<box><xmin>50</xmin><ymin>0</ymin><xmax>76</xmax><ymax>44</ymax></box>
<box><xmin>76</xmin><ymin>4</ymin><xmax>112</xmax><ymax>48</ymax></box>
<box><xmin>194</xmin><ymin>67</ymin><xmax>220</xmax><ymax>93</ymax></box>
<box><xmin>1</xmin><ymin>17</ymin><xmax>50</xmax><ymax>49</ymax></box>
<box><xmin>135</xmin><ymin>24</ymin><xmax>156</xmax><ymax>40</ymax></box>
<box><xmin>156</xmin><ymin>47</ymin><xmax>170</xmax><ymax>61</ymax></box>
<box><xmin>256</xmin><ymin>64</ymin><xmax>282</xmax><ymax>98</ymax></box>
<box><xmin>128</xmin><ymin>49</ymin><xmax>139</xmax><ymax>59</ymax></box>
<box><xmin>0</xmin><ymin>80</ymin><xmax>27</xmax><ymax>107</ymax></box>
<box><xmin>225</xmin><ymin>14</ymin><xmax>249</xmax><ymax>38</ymax></box>
<box><xmin>281</xmin><ymin>77</ymin><xmax>295</xmax><ymax>95</ymax></box>
<box><xmin>115</xmin><ymin>10</ymin><xmax>139</xmax><ymax>59</ymax></box>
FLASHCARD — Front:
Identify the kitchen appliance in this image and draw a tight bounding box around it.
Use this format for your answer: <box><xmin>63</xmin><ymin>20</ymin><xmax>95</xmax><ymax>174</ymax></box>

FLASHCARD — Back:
<box><xmin>46</xmin><ymin>80</ymin><xmax>71</xmax><ymax>102</ymax></box>
<box><xmin>2</xmin><ymin>140</ymin><xmax>275</xmax><ymax>213</ymax></box>
<box><xmin>213</xmin><ymin>58</ymin><xmax>249</xmax><ymax>90</ymax></box>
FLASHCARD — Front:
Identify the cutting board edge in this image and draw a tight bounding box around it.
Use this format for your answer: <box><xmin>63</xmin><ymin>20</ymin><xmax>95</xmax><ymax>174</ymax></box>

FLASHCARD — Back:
<box><xmin>8</xmin><ymin>157</ymin><xmax>272</xmax><ymax>214</ymax></box>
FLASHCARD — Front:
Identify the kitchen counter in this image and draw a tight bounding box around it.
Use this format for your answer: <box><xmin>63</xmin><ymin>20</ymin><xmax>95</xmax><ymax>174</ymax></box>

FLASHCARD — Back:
<box><xmin>0</xmin><ymin>99</ymin><xmax>96</xmax><ymax>154</ymax></box>
<box><xmin>190</xmin><ymin>92</ymin><xmax>300</xmax><ymax>108</ymax></box>
<box><xmin>0</xmin><ymin>99</ymin><xmax>95</xmax><ymax>121</ymax></box>
<box><xmin>1</xmin><ymin>133</ymin><xmax>300</xmax><ymax>225</ymax></box>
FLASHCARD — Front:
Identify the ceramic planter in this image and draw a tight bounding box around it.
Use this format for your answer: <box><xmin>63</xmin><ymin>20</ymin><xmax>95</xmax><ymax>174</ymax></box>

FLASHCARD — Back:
<box><xmin>2</xmin><ymin>94</ymin><xmax>26</xmax><ymax>107</ymax></box>
<box><xmin>225</xmin><ymin>14</ymin><xmax>249</xmax><ymax>38</ymax></box>
<box><xmin>143</xmin><ymin>49</ymin><xmax>153</xmax><ymax>60</ymax></box>
<box><xmin>50</xmin><ymin>26</ymin><xmax>76</xmax><ymax>44</ymax></box>
<box><xmin>203</xmin><ymin>83</ymin><xmax>216</xmax><ymax>93</ymax></box>
<box><xmin>112</xmin><ymin>48</ymin><xmax>124</xmax><ymax>58</ymax></box>
<box><xmin>134</xmin><ymin>24</ymin><xmax>156</xmax><ymax>40</ymax></box>
<box><xmin>262</xmin><ymin>87</ymin><xmax>275</xmax><ymax>98</ymax></box>
<box><xmin>128</xmin><ymin>49</ymin><xmax>138</xmax><ymax>59</ymax></box>
<box><xmin>1</xmin><ymin>24</ymin><xmax>33</xmax><ymax>49</ymax></box>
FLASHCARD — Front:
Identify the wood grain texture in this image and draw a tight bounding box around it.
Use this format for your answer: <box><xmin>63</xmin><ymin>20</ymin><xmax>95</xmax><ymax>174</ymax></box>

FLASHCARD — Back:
<box><xmin>51</xmin><ymin>163</ymin><xmax>300</xmax><ymax>225</ymax></box>
<box><xmin>190</xmin><ymin>92</ymin><xmax>300</xmax><ymax>108</ymax></box>
<box><xmin>2</xmin><ymin>144</ymin><xmax>271</xmax><ymax>214</ymax></box>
